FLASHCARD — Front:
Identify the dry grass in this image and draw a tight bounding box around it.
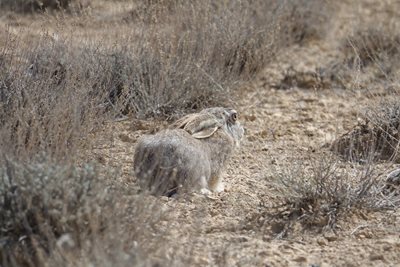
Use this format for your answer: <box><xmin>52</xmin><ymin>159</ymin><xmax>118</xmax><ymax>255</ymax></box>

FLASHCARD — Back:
<box><xmin>330</xmin><ymin>22</ymin><xmax>400</xmax><ymax>162</ymax></box>
<box><xmin>0</xmin><ymin>156</ymin><xmax>112</xmax><ymax>266</ymax></box>
<box><xmin>122</xmin><ymin>0</ymin><xmax>282</xmax><ymax>117</ymax></box>
<box><xmin>251</xmin><ymin>155</ymin><xmax>398</xmax><ymax>238</ymax></box>
<box><xmin>0</xmin><ymin>0</ymin><xmax>74</xmax><ymax>12</ymax></box>
<box><xmin>0</xmin><ymin>155</ymin><xmax>171</xmax><ymax>267</ymax></box>
<box><xmin>0</xmin><ymin>35</ymin><xmax>110</xmax><ymax>160</ymax></box>
<box><xmin>332</xmin><ymin>99</ymin><xmax>400</xmax><ymax>163</ymax></box>
<box><xmin>327</xmin><ymin>22</ymin><xmax>400</xmax><ymax>90</ymax></box>
<box><xmin>0</xmin><ymin>0</ymin><xmax>336</xmax><ymax>158</ymax></box>
<box><xmin>343</xmin><ymin>24</ymin><xmax>400</xmax><ymax>74</ymax></box>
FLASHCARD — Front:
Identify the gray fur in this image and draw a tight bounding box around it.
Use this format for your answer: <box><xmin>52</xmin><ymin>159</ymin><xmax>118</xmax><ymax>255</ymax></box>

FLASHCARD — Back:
<box><xmin>133</xmin><ymin>107</ymin><xmax>244</xmax><ymax>196</ymax></box>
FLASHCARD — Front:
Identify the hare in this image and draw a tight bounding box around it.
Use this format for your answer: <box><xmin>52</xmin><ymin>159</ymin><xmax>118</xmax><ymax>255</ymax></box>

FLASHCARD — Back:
<box><xmin>133</xmin><ymin>107</ymin><xmax>244</xmax><ymax>196</ymax></box>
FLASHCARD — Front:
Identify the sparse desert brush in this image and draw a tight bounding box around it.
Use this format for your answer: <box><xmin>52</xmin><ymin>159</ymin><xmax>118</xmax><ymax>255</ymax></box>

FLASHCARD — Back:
<box><xmin>0</xmin><ymin>36</ymin><xmax>112</xmax><ymax>159</ymax></box>
<box><xmin>341</xmin><ymin>24</ymin><xmax>400</xmax><ymax>83</ymax></box>
<box><xmin>121</xmin><ymin>0</ymin><xmax>336</xmax><ymax>116</ymax></box>
<box><xmin>254</xmin><ymin>156</ymin><xmax>387</xmax><ymax>237</ymax></box>
<box><xmin>316</xmin><ymin>20</ymin><xmax>400</xmax><ymax>90</ymax></box>
<box><xmin>2</xmin><ymin>0</ymin><xmax>272</xmax><ymax>129</ymax></box>
<box><xmin>0</xmin><ymin>156</ymin><xmax>112</xmax><ymax>266</ymax></box>
<box><xmin>0</xmin><ymin>156</ymin><xmax>169</xmax><ymax>267</ymax></box>
<box><xmin>130</xmin><ymin>0</ymin><xmax>335</xmax><ymax>44</ymax></box>
<box><xmin>281</xmin><ymin>0</ymin><xmax>335</xmax><ymax>44</ymax></box>
<box><xmin>0</xmin><ymin>0</ymin><xmax>337</xmax><ymax>126</ymax></box>
<box><xmin>123</xmin><ymin>0</ymin><xmax>282</xmax><ymax>117</ymax></box>
<box><xmin>332</xmin><ymin>99</ymin><xmax>400</xmax><ymax>163</ymax></box>
<box><xmin>0</xmin><ymin>0</ymin><xmax>73</xmax><ymax>12</ymax></box>
<box><xmin>345</xmin><ymin>27</ymin><xmax>400</xmax><ymax>68</ymax></box>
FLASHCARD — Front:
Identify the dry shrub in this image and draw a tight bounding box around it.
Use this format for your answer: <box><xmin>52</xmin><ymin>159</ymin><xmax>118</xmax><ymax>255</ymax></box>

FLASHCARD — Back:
<box><xmin>129</xmin><ymin>0</ymin><xmax>335</xmax><ymax>44</ymax></box>
<box><xmin>252</xmin><ymin>156</ymin><xmax>383</xmax><ymax>238</ymax></box>
<box><xmin>123</xmin><ymin>0</ymin><xmax>282</xmax><ymax>117</ymax></box>
<box><xmin>306</xmin><ymin>12</ymin><xmax>400</xmax><ymax>91</ymax></box>
<box><xmin>0</xmin><ymin>0</ymin><xmax>73</xmax><ymax>12</ymax></box>
<box><xmin>1</xmin><ymin>0</ymin><xmax>337</xmax><ymax>126</ymax></box>
<box><xmin>326</xmin><ymin>23</ymin><xmax>400</xmax><ymax>89</ymax></box>
<box><xmin>123</xmin><ymin>0</ymin><xmax>336</xmax><ymax>105</ymax></box>
<box><xmin>0</xmin><ymin>156</ymin><xmax>170</xmax><ymax>267</ymax></box>
<box><xmin>330</xmin><ymin>22</ymin><xmax>400</xmax><ymax>160</ymax></box>
<box><xmin>0</xmin><ymin>35</ymin><xmax>113</xmax><ymax>160</ymax></box>
<box><xmin>1</xmin><ymin>1</ymin><xmax>281</xmax><ymax>124</ymax></box>
<box><xmin>281</xmin><ymin>0</ymin><xmax>335</xmax><ymax>44</ymax></box>
<box><xmin>344</xmin><ymin>27</ymin><xmax>400</xmax><ymax>70</ymax></box>
<box><xmin>332</xmin><ymin>100</ymin><xmax>400</xmax><ymax>163</ymax></box>
<box><xmin>0</xmin><ymin>156</ymin><xmax>113</xmax><ymax>266</ymax></box>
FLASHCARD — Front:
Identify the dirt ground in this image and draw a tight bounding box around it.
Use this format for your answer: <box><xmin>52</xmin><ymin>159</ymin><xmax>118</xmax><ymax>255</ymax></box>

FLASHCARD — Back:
<box><xmin>2</xmin><ymin>1</ymin><xmax>400</xmax><ymax>266</ymax></box>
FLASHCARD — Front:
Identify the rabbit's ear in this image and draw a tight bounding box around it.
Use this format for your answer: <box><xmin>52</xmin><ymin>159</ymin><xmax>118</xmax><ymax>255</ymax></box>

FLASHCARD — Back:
<box><xmin>191</xmin><ymin>125</ymin><xmax>219</xmax><ymax>139</ymax></box>
<box><xmin>172</xmin><ymin>113</ymin><xmax>221</xmax><ymax>139</ymax></box>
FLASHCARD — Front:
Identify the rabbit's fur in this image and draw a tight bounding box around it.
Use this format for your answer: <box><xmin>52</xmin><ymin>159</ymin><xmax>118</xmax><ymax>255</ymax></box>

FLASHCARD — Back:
<box><xmin>133</xmin><ymin>107</ymin><xmax>244</xmax><ymax>196</ymax></box>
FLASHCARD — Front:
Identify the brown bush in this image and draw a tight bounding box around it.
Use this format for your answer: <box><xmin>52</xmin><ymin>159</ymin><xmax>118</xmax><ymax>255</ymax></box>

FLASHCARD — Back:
<box><xmin>0</xmin><ymin>157</ymin><xmax>112</xmax><ymax>266</ymax></box>
<box><xmin>1</xmin><ymin>0</ymin><xmax>282</xmax><ymax>157</ymax></box>
<box><xmin>345</xmin><ymin>28</ymin><xmax>400</xmax><ymax>69</ymax></box>
<box><xmin>0</xmin><ymin>155</ymin><xmax>172</xmax><ymax>267</ymax></box>
<box><xmin>0</xmin><ymin>0</ymin><xmax>73</xmax><ymax>12</ymax></box>
<box><xmin>0</xmin><ymin>36</ymin><xmax>111</xmax><ymax>160</ymax></box>
<box><xmin>281</xmin><ymin>0</ymin><xmax>335</xmax><ymax>44</ymax></box>
<box><xmin>332</xmin><ymin>99</ymin><xmax>400</xmax><ymax>163</ymax></box>
<box><xmin>252</xmin><ymin>156</ymin><xmax>383</xmax><ymax>238</ymax></box>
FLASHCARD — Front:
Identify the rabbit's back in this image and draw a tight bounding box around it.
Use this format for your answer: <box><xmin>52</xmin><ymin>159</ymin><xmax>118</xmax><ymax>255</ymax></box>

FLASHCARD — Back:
<box><xmin>134</xmin><ymin>129</ymin><xmax>211</xmax><ymax>196</ymax></box>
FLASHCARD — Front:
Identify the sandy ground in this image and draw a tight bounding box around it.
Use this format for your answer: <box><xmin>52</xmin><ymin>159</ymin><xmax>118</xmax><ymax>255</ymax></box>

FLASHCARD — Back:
<box><xmin>2</xmin><ymin>1</ymin><xmax>400</xmax><ymax>266</ymax></box>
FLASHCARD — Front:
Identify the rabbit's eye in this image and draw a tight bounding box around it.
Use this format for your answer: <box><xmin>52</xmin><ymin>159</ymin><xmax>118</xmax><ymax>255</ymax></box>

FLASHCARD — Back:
<box><xmin>231</xmin><ymin>113</ymin><xmax>237</xmax><ymax>122</ymax></box>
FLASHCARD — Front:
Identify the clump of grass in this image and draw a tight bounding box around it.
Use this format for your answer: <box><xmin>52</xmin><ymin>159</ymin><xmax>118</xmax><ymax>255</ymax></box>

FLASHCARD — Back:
<box><xmin>365</xmin><ymin>100</ymin><xmax>400</xmax><ymax>160</ymax></box>
<box><xmin>281</xmin><ymin>0</ymin><xmax>335</xmax><ymax>44</ymax></box>
<box><xmin>252</xmin><ymin>156</ymin><xmax>385</xmax><ymax>238</ymax></box>
<box><xmin>0</xmin><ymin>36</ymin><xmax>112</xmax><ymax>160</ymax></box>
<box><xmin>329</xmin><ymin>24</ymin><xmax>400</xmax><ymax>89</ymax></box>
<box><xmin>330</xmin><ymin>23</ymin><xmax>400</xmax><ymax>159</ymax></box>
<box><xmin>124</xmin><ymin>0</ymin><xmax>282</xmax><ymax>117</ymax></box>
<box><xmin>332</xmin><ymin>99</ymin><xmax>400</xmax><ymax>163</ymax></box>
<box><xmin>0</xmin><ymin>156</ymin><xmax>113</xmax><ymax>266</ymax></box>
<box><xmin>317</xmin><ymin>21</ymin><xmax>400</xmax><ymax>90</ymax></box>
<box><xmin>128</xmin><ymin>0</ymin><xmax>335</xmax><ymax>112</ymax></box>
<box><xmin>344</xmin><ymin>27</ymin><xmax>400</xmax><ymax>70</ymax></box>
<box><xmin>0</xmin><ymin>0</ymin><xmax>73</xmax><ymax>12</ymax></box>
<box><xmin>0</xmin><ymin>155</ymin><xmax>171</xmax><ymax>266</ymax></box>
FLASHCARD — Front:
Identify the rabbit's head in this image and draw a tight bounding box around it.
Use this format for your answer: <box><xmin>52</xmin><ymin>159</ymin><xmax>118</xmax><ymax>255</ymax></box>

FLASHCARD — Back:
<box><xmin>172</xmin><ymin>107</ymin><xmax>244</xmax><ymax>147</ymax></box>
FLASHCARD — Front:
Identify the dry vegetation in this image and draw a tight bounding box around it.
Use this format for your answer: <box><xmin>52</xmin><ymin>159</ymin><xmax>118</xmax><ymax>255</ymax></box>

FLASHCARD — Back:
<box><xmin>332</xmin><ymin>21</ymin><xmax>400</xmax><ymax>163</ymax></box>
<box><xmin>256</xmin><ymin>155</ymin><xmax>399</xmax><ymax>238</ymax></box>
<box><xmin>1</xmin><ymin>0</ymin><xmax>400</xmax><ymax>266</ymax></box>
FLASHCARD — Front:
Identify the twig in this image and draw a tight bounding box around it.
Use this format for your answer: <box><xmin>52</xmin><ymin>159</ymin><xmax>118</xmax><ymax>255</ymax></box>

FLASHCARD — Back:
<box><xmin>350</xmin><ymin>224</ymin><xmax>369</xmax><ymax>235</ymax></box>
<box><xmin>194</xmin><ymin>63</ymin><xmax>225</xmax><ymax>91</ymax></box>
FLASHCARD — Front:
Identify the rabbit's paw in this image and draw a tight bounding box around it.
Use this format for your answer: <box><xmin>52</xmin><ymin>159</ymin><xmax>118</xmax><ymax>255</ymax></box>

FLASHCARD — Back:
<box><xmin>214</xmin><ymin>182</ymin><xmax>225</xmax><ymax>193</ymax></box>
<box><xmin>200</xmin><ymin>188</ymin><xmax>212</xmax><ymax>195</ymax></box>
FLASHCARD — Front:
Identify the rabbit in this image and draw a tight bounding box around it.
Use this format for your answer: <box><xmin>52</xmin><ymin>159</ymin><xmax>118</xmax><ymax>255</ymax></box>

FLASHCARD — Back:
<box><xmin>133</xmin><ymin>107</ymin><xmax>244</xmax><ymax>196</ymax></box>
